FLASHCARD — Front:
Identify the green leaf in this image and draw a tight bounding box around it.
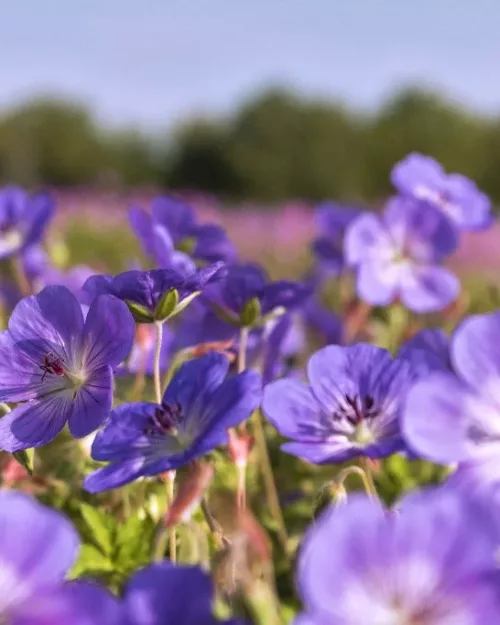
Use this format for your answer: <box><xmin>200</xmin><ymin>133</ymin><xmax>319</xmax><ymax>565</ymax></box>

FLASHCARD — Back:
<box><xmin>171</xmin><ymin>290</ymin><xmax>200</xmax><ymax>318</ymax></box>
<box><xmin>154</xmin><ymin>288</ymin><xmax>179</xmax><ymax>322</ymax></box>
<box><xmin>125</xmin><ymin>300</ymin><xmax>154</xmax><ymax>323</ymax></box>
<box><xmin>12</xmin><ymin>448</ymin><xmax>34</xmax><ymax>475</ymax></box>
<box><xmin>80</xmin><ymin>503</ymin><xmax>113</xmax><ymax>555</ymax></box>
<box><xmin>115</xmin><ymin>513</ymin><xmax>156</xmax><ymax>572</ymax></box>
<box><xmin>70</xmin><ymin>544</ymin><xmax>114</xmax><ymax>578</ymax></box>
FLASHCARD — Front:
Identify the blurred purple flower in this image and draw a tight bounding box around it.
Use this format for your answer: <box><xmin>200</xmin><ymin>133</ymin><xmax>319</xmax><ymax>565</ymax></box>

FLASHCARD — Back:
<box><xmin>84</xmin><ymin>353</ymin><xmax>261</xmax><ymax>492</ymax></box>
<box><xmin>129</xmin><ymin>196</ymin><xmax>236</xmax><ymax>269</ymax></box>
<box><xmin>117</xmin><ymin>561</ymin><xmax>241</xmax><ymax>624</ymax></box>
<box><xmin>345</xmin><ymin>196</ymin><xmax>460</xmax><ymax>312</ymax></box>
<box><xmin>392</xmin><ymin>152</ymin><xmax>492</xmax><ymax>231</ymax></box>
<box><xmin>0</xmin><ymin>187</ymin><xmax>54</xmax><ymax>260</ymax></box>
<box><xmin>118</xmin><ymin>323</ymin><xmax>174</xmax><ymax>377</ymax></box>
<box><xmin>0</xmin><ymin>285</ymin><xmax>134</xmax><ymax>451</ymax></box>
<box><xmin>205</xmin><ymin>263</ymin><xmax>311</xmax><ymax>321</ymax></box>
<box><xmin>262</xmin><ymin>344</ymin><xmax>415</xmax><ymax>463</ymax></box>
<box><xmin>403</xmin><ymin>312</ymin><xmax>500</xmax><ymax>487</ymax></box>
<box><xmin>398</xmin><ymin>328</ymin><xmax>451</xmax><ymax>372</ymax></box>
<box><xmin>0</xmin><ymin>491</ymin><xmax>117</xmax><ymax>624</ymax></box>
<box><xmin>297</xmin><ymin>488</ymin><xmax>500</xmax><ymax>625</ymax></box>
<box><xmin>311</xmin><ymin>202</ymin><xmax>361</xmax><ymax>276</ymax></box>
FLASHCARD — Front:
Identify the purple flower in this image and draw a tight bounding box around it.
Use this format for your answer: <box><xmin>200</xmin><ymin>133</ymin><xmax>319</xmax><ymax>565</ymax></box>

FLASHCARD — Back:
<box><xmin>205</xmin><ymin>263</ymin><xmax>311</xmax><ymax>324</ymax></box>
<box><xmin>392</xmin><ymin>152</ymin><xmax>492</xmax><ymax>231</ymax></box>
<box><xmin>116</xmin><ymin>561</ymin><xmax>241</xmax><ymax>624</ymax></box>
<box><xmin>403</xmin><ymin>311</ymin><xmax>500</xmax><ymax>488</ymax></box>
<box><xmin>311</xmin><ymin>202</ymin><xmax>361</xmax><ymax>276</ymax></box>
<box><xmin>0</xmin><ymin>285</ymin><xmax>134</xmax><ymax>451</ymax></box>
<box><xmin>0</xmin><ymin>187</ymin><xmax>54</xmax><ymax>260</ymax></box>
<box><xmin>84</xmin><ymin>352</ymin><xmax>261</xmax><ymax>492</ymax></box>
<box><xmin>345</xmin><ymin>196</ymin><xmax>460</xmax><ymax>312</ymax></box>
<box><xmin>262</xmin><ymin>344</ymin><xmax>414</xmax><ymax>463</ymax></box>
<box><xmin>297</xmin><ymin>487</ymin><xmax>500</xmax><ymax>624</ymax></box>
<box><xmin>129</xmin><ymin>196</ymin><xmax>236</xmax><ymax>268</ymax></box>
<box><xmin>0</xmin><ymin>491</ymin><xmax>117</xmax><ymax>624</ymax></box>
<box><xmin>398</xmin><ymin>328</ymin><xmax>451</xmax><ymax>372</ymax></box>
<box><xmin>83</xmin><ymin>263</ymin><xmax>225</xmax><ymax>323</ymax></box>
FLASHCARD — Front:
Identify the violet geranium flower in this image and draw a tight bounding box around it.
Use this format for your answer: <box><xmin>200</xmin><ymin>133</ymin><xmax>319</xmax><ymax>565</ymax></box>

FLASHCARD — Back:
<box><xmin>391</xmin><ymin>152</ymin><xmax>492</xmax><ymax>231</ymax></box>
<box><xmin>297</xmin><ymin>487</ymin><xmax>500</xmax><ymax>624</ymax></box>
<box><xmin>0</xmin><ymin>491</ymin><xmax>118</xmax><ymax>624</ymax></box>
<box><xmin>129</xmin><ymin>195</ymin><xmax>236</xmax><ymax>268</ymax></box>
<box><xmin>262</xmin><ymin>344</ymin><xmax>416</xmax><ymax>463</ymax></box>
<box><xmin>0</xmin><ymin>285</ymin><xmax>134</xmax><ymax>451</ymax></box>
<box><xmin>403</xmin><ymin>311</ymin><xmax>500</xmax><ymax>493</ymax></box>
<box><xmin>0</xmin><ymin>186</ymin><xmax>54</xmax><ymax>260</ymax></box>
<box><xmin>345</xmin><ymin>196</ymin><xmax>460</xmax><ymax>312</ymax></box>
<box><xmin>84</xmin><ymin>352</ymin><xmax>261</xmax><ymax>492</ymax></box>
<box><xmin>83</xmin><ymin>263</ymin><xmax>225</xmax><ymax>323</ymax></box>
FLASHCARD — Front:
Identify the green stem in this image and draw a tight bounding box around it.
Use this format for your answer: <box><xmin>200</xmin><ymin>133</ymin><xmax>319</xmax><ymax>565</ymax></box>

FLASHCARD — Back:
<box><xmin>335</xmin><ymin>465</ymin><xmax>377</xmax><ymax>499</ymax></box>
<box><xmin>167</xmin><ymin>472</ymin><xmax>177</xmax><ymax>563</ymax></box>
<box><xmin>238</xmin><ymin>326</ymin><xmax>249</xmax><ymax>373</ymax></box>
<box><xmin>361</xmin><ymin>458</ymin><xmax>379</xmax><ymax>500</ymax></box>
<box><xmin>153</xmin><ymin>321</ymin><xmax>163</xmax><ymax>404</ymax></box>
<box><xmin>252</xmin><ymin>409</ymin><xmax>289</xmax><ymax>557</ymax></box>
<box><xmin>152</xmin><ymin>472</ymin><xmax>177</xmax><ymax>563</ymax></box>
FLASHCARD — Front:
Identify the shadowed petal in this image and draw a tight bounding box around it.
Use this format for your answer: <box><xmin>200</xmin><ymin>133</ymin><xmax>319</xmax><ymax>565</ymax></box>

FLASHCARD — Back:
<box><xmin>281</xmin><ymin>441</ymin><xmax>357</xmax><ymax>463</ymax></box>
<box><xmin>83</xmin><ymin>457</ymin><xmax>148</xmax><ymax>493</ymax></box>
<box><xmin>125</xmin><ymin>562</ymin><xmax>214</xmax><ymax>625</ymax></box>
<box><xmin>83</xmin><ymin>295</ymin><xmax>135</xmax><ymax>369</ymax></box>
<box><xmin>68</xmin><ymin>366</ymin><xmax>113</xmax><ymax>438</ymax></box>
<box><xmin>151</xmin><ymin>196</ymin><xmax>195</xmax><ymax>241</ymax></box>
<box><xmin>0</xmin><ymin>393</ymin><xmax>72</xmax><ymax>452</ymax></box>
<box><xmin>0</xmin><ymin>331</ymin><xmax>45</xmax><ymax>401</ymax></box>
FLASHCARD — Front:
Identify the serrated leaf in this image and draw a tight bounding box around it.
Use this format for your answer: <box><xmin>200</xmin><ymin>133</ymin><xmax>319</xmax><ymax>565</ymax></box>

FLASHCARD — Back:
<box><xmin>80</xmin><ymin>503</ymin><xmax>113</xmax><ymax>555</ymax></box>
<box><xmin>70</xmin><ymin>544</ymin><xmax>114</xmax><ymax>578</ymax></box>
<box><xmin>115</xmin><ymin>513</ymin><xmax>155</xmax><ymax>571</ymax></box>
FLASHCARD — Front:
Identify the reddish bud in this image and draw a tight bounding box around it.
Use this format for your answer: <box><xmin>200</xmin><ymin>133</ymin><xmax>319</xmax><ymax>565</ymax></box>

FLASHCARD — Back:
<box><xmin>228</xmin><ymin>428</ymin><xmax>254</xmax><ymax>468</ymax></box>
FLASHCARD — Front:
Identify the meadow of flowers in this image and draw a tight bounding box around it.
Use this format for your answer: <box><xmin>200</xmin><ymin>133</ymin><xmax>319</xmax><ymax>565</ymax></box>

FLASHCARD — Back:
<box><xmin>1</xmin><ymin>151</ymin><xmax>500</xmax><ymax>624</ymax></box>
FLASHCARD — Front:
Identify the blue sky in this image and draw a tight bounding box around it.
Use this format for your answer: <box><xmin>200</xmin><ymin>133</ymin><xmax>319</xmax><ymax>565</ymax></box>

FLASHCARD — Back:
<box><xmin>1</xmin><ymin>1</ymin><xmax>498</xmax><ymax>128</ymax></box>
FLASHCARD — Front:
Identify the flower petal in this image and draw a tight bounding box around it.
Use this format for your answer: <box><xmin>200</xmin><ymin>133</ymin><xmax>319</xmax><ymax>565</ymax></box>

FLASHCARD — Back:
<box><xmin>0</xmin><ymin>393</ymin><xmax>72</xmax><ymax>452</ymax></box>
<box><xmin>400</xmin><ymin>265</ymin><xmax>460</xmax><ymax>313</ymax></box>
<box><xmin>402</xmin><ymin>373</ymin><xmax>477</xmax><ymax>463</ymax></box>
<box><xmin>262</xmin><ymin>378</ymin><xmax>322</xmax><ymax>441</ymax></box>
<box><xmin>83</xmin><ymin>457</ymin><xmax>148</xmax><ymax>493</ymax></box>
<box><xmin>451</xmin><ymin>312</ymin><xmax>500</xmax><ymax>393</ymax></box>
<box><xmin>125</xmin><ymin>562</ymin><xmax>213</xmax><ymax>625</ymax></box>
<box><xmin>281</xmin><ymin>441</ymin><xmax>357</xmax><ymax>464</ymax></box>
<box><xmin>68</xmin><ymin>365</ymin><xmax>113</xmax><ymax>438</ymax></box>
<box><xmin>151</xmin><ymin>196</ymin><xmax>195</xmax><ymax>242</ymax></box>
<box><xmin>189</xmin><ymin>369</ymin><xmax>262</xmax><ymax>454</ymax></box>
<box><xmin>9</xmin><ymin>285</ymin><xmax>84</xmax><ymax>365</ymax></box>
<box><xmin>344</xmin><ymin>213</ymin><xmax>390</xmax><ymax>266</ymax></box>
<box><xmin>0</xmin><ymin>491</ymin><xmax>79</xmax><ymax>602</ymax></box>
<box><xmin>163</xmin><ymin>353</ymin><xmax>229</xmax><ymax>418</ymax></box>
<box><xmin>356</xmin><ymin>262</ymin><xmax>399</xmax><ymax>306</ymax></box>
<box><xmin>0</xmin><ymin>331</ymin><xmax>45</xmax><ymax>402</ymax></box>
<box><xmin>83</xmin><ymin>295</ymin><xmax>135</xmax><ymax>369</ymax></box>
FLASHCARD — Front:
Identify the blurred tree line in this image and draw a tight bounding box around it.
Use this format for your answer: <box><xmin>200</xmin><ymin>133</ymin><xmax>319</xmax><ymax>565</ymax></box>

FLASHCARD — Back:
<box><xmin>1</xmin><ymin>87</ymin><xmax>499</xmax><ymax>204</ymax></box>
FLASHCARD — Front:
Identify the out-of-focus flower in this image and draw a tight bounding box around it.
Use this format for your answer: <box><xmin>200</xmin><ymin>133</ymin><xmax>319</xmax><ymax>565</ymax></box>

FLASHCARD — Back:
<box><xmin>392</xmin><ymin>152</ymin><xmax>492</xmax><ymax>231</ymax></box>
<box><xmin>403</xmin><ymin>311</ymin><xmax>500</xmax><ymax>489</ymax></box>
<box><xmin>262</xmin><ymin>344</ymin><xmax>417</xmax><ymax>463</ymax></box>
<box><xmin>83</xmin><ymin>263</ymin><xmax>225</xmax><ymax>323</ymax></box>
<box><xmin>0</xmin><ymin>187</ymin><xmax>54</xmax><ymax>260</ymax></box>
<box><xmin>84</xmin><ymin>353</ymin><xmax>262</xmax><ymax>492</ymax></box>
<box><xmin>205</xmin><ymin>263</ymin><xmax>311</xmax><ymax>327</ymax></box>
<box><xmin>398</xmin><ymin>327</ymin><xmax>451</xmax><ymax>371</ymax></box>
<box><xmin>120</xmin><ymin>323</ymin><xmax>174</xmax><ymax>376</ymax></box>
<box><xmin>311</xmin><ymin>202</ymin><xmax>361</xmax><ymax>276</ymax></box>
<box><xmin>296</xmin><ymin>488</ymin><xmax>500</xmax><ymax>625</ymax></box>
<box><xmin>129</xmin><ymin>195</ymin><xmax>236</xmax><ymax>270</ymax></box>
<box><xmin>0</xmin><ymin>285</ymin><xmax>134</xmax><ymax>451</ymax></box>
<box><xmin>119</xmin><ymin>561</ymin><xmax>241</xmax><ymax>624</ymax></box>
<box><xmin>345</xmin><ymin>196</ymin><xmax>460</xmax><ymax>312</ymax></box>
<box><xmin>0</xmin><ymin>491</ymin><xmax>119</xmax><ymax>624</ymax></box>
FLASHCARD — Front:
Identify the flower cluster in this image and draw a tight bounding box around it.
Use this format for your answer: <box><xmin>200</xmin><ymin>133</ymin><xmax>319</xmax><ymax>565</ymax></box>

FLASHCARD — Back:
<box><xmin>0</xmin><ymin>155</ymin><xmax>498</xmax><ymax>624</ymax></box>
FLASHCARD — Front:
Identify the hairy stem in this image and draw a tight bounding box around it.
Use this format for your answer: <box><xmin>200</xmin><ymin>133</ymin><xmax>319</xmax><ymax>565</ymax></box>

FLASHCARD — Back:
<box><xmin>153</xmin><ymin>321</ymin><xmax>163</xmax><ymax>404</ymax></box>
<box><xmin>167</xmin><ymin>472</ymin><xmax>177</xmax><ymax>563</ymax></box>
<box><xmin>238</xmin><ymin>326</ymin><xmax>249</xmax><ymax>373</ymax></box>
